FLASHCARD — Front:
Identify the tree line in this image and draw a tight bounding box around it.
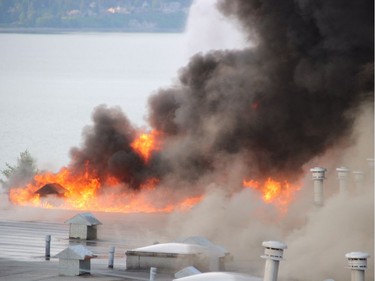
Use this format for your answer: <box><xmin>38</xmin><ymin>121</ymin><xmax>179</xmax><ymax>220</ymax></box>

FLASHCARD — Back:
<box><xmin>0</xmin><ymin>0</ymin><xmax>193</xmax><ymax>31</ymax></box>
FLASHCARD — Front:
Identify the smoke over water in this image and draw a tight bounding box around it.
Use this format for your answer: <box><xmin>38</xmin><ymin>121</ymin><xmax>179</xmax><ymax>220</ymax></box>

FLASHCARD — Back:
<box><xmin>67</xmin><ymin>0</ymin><xmax>373</xmax><ymax>189</ymax></box>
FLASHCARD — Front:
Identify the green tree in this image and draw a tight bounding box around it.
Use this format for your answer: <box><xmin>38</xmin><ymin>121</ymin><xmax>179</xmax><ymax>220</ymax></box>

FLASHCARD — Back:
<box><xmin>0</xmin><ymin>150</ymin><xmax>38</xmax><ymax>191</ymax></box>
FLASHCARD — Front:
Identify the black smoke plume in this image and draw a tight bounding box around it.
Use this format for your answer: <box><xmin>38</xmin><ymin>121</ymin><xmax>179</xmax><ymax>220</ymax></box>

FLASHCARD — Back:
<box><xmin>70</xmin><ymin>0</ymin><xmax>373</xmax><ymax>188</ymax></box>
<box><xmin>69</xmin><ymin>105</ymin><xmax>149</xmax><ymax>189</ymax></box>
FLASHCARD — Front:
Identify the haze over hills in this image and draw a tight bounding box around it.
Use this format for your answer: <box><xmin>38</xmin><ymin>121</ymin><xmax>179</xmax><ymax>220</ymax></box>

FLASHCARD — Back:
<box><xmin>0</xmin><ymin>0</ymin><xmax>193</xmax><ymax>32</ymax></box>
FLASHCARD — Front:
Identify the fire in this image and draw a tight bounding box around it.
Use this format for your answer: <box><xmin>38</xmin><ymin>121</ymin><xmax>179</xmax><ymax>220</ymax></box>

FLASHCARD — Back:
<box><xmin>243</xmin><ymin>177</ymin><xmax>300</xmax><ymax>213</ymax></box>
<box><xmin>8</xmin><ymin>130</ymin><xmax>203</xmax><ymax>213</ymax></box>
<box><xmin>131</xmin><ymin>130</ymin><xmax>161</xmax><ymax>162</ymax></box>
<box><xmin>9</xmin><ymin>162</ymin><xmax>202</xmax><ymax>213</ymax></box>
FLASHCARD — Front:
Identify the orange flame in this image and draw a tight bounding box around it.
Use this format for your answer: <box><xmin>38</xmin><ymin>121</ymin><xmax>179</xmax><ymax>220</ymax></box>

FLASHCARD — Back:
<box><xmin>243</xmin><ymin>177</ymin><xmax>300</xmax><ymax>213</ymax></box>
<box><xmin>9</xmin><ymin>162</ymin><xmax>201</xmax><ymax>213</ymax></box>
<box><xmin>131</xmin><ymin>130</ymin><xmax>161</xmax><ymax>162</ymax></box>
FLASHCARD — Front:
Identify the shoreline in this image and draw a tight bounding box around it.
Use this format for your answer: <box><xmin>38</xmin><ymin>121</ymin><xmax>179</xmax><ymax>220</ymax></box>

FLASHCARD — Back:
<box><xmin>0</xmin><ymin>27</ymin><xmax>185</xmax><ymax>34</ymax></box>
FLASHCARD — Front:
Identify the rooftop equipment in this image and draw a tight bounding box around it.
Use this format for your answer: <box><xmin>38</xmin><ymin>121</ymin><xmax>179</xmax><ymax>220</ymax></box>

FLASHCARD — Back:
<box><xmin>261</xmin><ymin>241</ymin><xmax>287</xmax><ymax>281</ymax></box>
<box><xmin>310</xmin><ymin>167</ymin><xmax>327</xmax><ymax>206</ymax></box>
<box><xmin>352</xmin><ymin>171</ymin><xmax>365</xmax><ymax>192</ymax></box>
<box><xmin>336</xmin><ymin>166</ymin><xmax>350</xmax><ymax>195</ymax></box>
<box><xmin>175</xmin><ymin>266</ymin><xmax>202</xmax><ymax>278</ymax></box>
<box><xmin>126</xmin><ymin>237</ymin><xmax>228</xmax><ymax>273</ymax></box>
<box><xmin>65</xmin><ymin>212</ymin><xmax>102</xmax><ymax>240</ymax></box>
<box><xmin>126</xmin><ymin>242</ymin><xmax>211</xmax><ymax>272</ymax></box>
<box><xmin>366</xmin><ymin>158</ymin><xmax>374</xmax><ymax>170</ymax></box>
<box><xmin>345</xmin><ymin>252</ymin><xmax>370</xmax><ymax>281</ymax></box>
<box><xmin>54</xmin><ymin>245</ymin><xmax>96</xmax><ymax>276</ymax></box>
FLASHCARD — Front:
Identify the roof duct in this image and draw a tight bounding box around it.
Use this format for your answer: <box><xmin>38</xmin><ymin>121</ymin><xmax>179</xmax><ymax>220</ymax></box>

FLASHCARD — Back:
<box><xmin>352</xmin><ymin>171</ymin><xmax>365</xmax><ymax>192</ymax></box>
<box><xmin>336</xmin><ymin>167</ymin><xmax>350</xmax><ymax>196</ymax></box>
<box><xmin>261</xmin><ymin>241</ymin><xmax>287</xmax><ymax>281</ymax></box>
<box><xmin>310</xmin><ymin>167</ymin><xmax>327</xmax><ymax>206</ymax></box>
<box><xmin>345</xmin><ymin>252</ymin><xmax>370</xmax><ymax>281</ymax></box>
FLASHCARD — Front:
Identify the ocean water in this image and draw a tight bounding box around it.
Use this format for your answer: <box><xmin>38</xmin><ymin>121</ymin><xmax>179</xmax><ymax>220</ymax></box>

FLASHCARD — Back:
<box><xmin>0</xmin><ymin>32</ymin><xmax>189</xmax><ymax>173</ymax></box>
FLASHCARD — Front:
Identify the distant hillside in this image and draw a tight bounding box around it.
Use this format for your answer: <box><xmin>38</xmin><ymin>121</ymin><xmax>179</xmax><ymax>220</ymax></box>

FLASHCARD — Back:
<box><xmin>0</xmin><ymin>0</ymin><xmax>193</xmax><ymax>32</ymax></box>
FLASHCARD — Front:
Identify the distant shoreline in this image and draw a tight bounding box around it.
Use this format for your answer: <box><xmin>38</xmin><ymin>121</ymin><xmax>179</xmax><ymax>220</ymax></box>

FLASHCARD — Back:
<box><xmin>0</xmin><ymin>27</ymin><xmax>185</xmax><ymax>34</ymax></box>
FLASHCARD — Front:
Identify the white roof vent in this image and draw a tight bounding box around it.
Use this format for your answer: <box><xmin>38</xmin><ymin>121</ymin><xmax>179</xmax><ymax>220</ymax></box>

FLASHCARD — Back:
<box><xmin>336</xmin><ymin>166</ymin><xmax>349</xmax><ymax>179</ymax></box>
<box><xmin>310</xmin><ymin>167</ymin><xmax>327</xmax><ymax>206</ymax></box>
<box><xmin>261</xmin><ymin>241</ymin><xmax>287</xmax><ymax>281</ymax></box>
<box><xmin>336</xmin><ymin>167</ymin><xmax>350</xmax><ymax>195</ymax></box>
<box><xmin>310</xmin><ymin>167</ymin><xmax>327</xmax><ymax>180</ymax></box>
<box><xmin>346</xmin><ymin>252</ymin><xmax>369</xmax><ymax>269</ymax></box>
<box><xmin>345</xmin><ymin>252</ymin><xmax>370</xmax><ymax>281</ymax></box>
<box><xmin>261</xmin><ymin>241</ymin><xmax>287</xmax><ymax>261</ymax></box>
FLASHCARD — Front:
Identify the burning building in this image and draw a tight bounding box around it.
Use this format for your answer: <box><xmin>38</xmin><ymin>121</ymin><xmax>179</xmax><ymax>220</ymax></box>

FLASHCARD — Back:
<box><xmin>8</xmin><ymin>0</ymin><xmax>373</xmax><ymax>215</ymax></box>
<box><xmin>4</xmin><ymin>0</ymin><xmax>373</xmax><ymax>279</ymax></box>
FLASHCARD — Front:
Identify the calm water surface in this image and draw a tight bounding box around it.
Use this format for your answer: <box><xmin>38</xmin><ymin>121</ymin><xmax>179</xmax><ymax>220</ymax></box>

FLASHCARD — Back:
<box><xmin>0</xmin><ymin>32</ymin><xmax>189</xmax><ymax>172</ymax></box>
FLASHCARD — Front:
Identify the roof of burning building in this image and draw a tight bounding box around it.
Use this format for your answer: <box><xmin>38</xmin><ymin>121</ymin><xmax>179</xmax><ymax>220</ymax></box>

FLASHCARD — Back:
<box><xmin>35</xmin><ymin>183</ymin><xmax>66</xmax><ymax>197</ymax></box>
<box><xmin>64</xmin><ymin>212</ymin><xmax>102</xmax><ymax>226</ymax></box>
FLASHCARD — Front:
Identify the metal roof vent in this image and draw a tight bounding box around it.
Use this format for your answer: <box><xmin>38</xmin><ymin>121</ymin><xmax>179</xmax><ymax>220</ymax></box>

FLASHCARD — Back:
<box><xmin>65</xmin><ymin>212</ymin><xmax>102</xmax><ymax>240</ymax></box>
<box><xmin>310</xmin><ymin>167</ymin><xmax>327</xmax><ymax>206</ymax></box>
<box><xmin>55</xmin><ymin>245</ymin><xmax>96</xmax><ymax>276</ymax></box>
<box><xmin>261</xmin><ymin>241</ymin><xmax>287</xmax><ymax>281</ymax></box>
<box><xmin>366</xmin><ymin>158</ymin><xmax>374</xmax><ymax>170</ymax></box>
<box><xmin>352</xmin><ymin>171</ymin><xmax>365</xmax><ymax>191</ymax></box>
<box><xmin>336</xmin><ymin>166</ymin><xmax>350</xmax><ymax>195</ymax></box>
<box><xmin>345</xmin><ymin>252</ymin><xmax>370</xmax><ymax>281</ymax></box>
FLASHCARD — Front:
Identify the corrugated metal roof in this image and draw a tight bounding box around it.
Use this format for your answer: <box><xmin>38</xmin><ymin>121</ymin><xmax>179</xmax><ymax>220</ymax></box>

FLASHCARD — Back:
<box><xmin>64</xmin><ymin>213</ymin><xmax>102</xmax><ymax>226</ymax></box>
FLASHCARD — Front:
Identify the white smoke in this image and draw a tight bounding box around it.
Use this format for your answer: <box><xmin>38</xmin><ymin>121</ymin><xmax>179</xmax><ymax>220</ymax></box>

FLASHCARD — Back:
<box><xmin>166</xmin><ymin>106</ymin><xmax>374</xmax><ymax>280</ymax></box>
<box><xmin>184</xmin><ymin>0</ymin><xmax>248</xmax><ymax>57</ymax></box>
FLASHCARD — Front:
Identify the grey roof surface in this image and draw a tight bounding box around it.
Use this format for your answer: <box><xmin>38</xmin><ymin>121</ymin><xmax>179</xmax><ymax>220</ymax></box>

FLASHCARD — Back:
<box><xmin>173</xmin><ymin>272</ymin><xmax>262</xmax><ymax>281</ymax></box>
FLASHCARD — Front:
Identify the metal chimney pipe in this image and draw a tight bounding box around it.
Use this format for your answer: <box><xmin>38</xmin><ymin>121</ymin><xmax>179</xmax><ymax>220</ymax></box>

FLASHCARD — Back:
<box><xmin>108</xmin><ymin>246</ymin><xmax>115</xmax><ymax>268</ymax></box>
<box><xmin>310</xmin><ymin>167</ymin><xmax>327</xmax><ymax>206</ymax></box>
<box><xmin>366</xmin><ymin>158</ymin><xmax>374</xmax><ymax>185</ymax></box>
<box><xmin>345</xmin><ymin>252</ymin><xmax>369</xmax><ymax>281</ymax></box>
<box><xmin>336</xmin><ymin>167</ymin><xmax>350</xmax><ymax>195</ymax></box>
<box><xmin>352</xmin><ymin>171</ymin><xmax>365</xmax><ymax>191</ymax></box>
<box><xmin>45</xmin><ymin>234</ymin><xmax>51</xmax><ymax>260</ymax></box>
<box><xmin>149</xmin><ymin>267</ymin><xmax>157</xmax><ymax>281</ymax></box>
<box><xmin>366</xmin><ymin>158</ymin><xmax>374</xmax><ymax>170</ymax></box>
<box><xmin>261</xmin><ymin>241</ymin><xmax>287</xmax><ymax>281</ymax></box>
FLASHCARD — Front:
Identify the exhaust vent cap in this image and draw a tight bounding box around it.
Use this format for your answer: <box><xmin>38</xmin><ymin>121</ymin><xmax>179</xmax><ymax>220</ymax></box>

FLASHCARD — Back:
<box><xmin>261</xmin><ymin>241</ymin><xmax>287</xmax><ymax>261</ymax></box>
<box><xmin>310</xmin><ymin>167</ymin><xmax>327</xmax><ymax>180</ymax></box>
<box><xmin>345</xmin><ymin>252</ymin><xmax>370</xmax><ymax>270</ymax></box>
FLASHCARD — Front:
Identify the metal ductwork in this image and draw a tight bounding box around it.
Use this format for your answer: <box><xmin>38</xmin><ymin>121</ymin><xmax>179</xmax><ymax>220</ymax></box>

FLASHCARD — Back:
<box><xmin>310</xmin><ymin>167</ymin><xmax>327</xmax><ymax>206</ymax></box>
<box><xmin>346</xmin><ymin>252</ymin><xmax>370</xmax><ymax>281</ymax></box>
<box><xmin>261</xmin><ymin>241</ymin><xmax>287</xmax><ymax>281</ymax></box>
